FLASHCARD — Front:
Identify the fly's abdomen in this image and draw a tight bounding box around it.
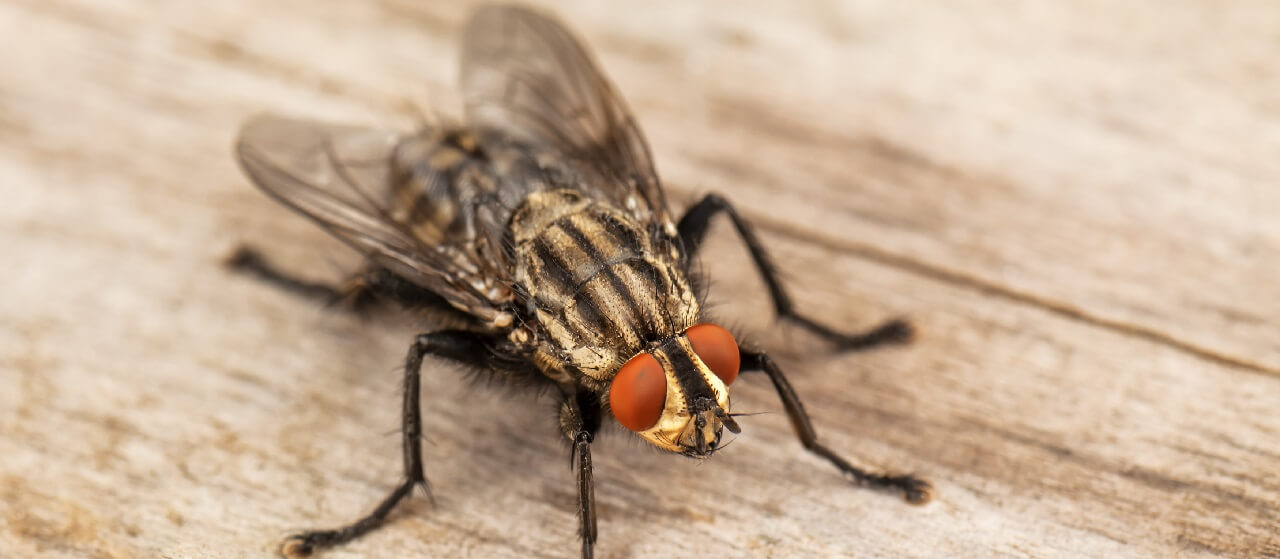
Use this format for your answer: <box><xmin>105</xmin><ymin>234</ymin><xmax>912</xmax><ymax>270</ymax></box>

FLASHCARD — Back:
<box><xmin>390</xmin><ymin>129</ymin><xmax>499</xmax><ymax>246</ymax></box>
<box><xmin>511</xmin><ymin>190</ymin><xmax>699</xmax><ymax>382</ymax></box>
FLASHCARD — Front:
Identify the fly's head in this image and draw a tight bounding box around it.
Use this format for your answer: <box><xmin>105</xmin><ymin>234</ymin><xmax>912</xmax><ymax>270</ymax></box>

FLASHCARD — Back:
<box><xmin>608</xmin><ymin>323</ymin><xmax>742</xmax><ymax>458</ymax></box>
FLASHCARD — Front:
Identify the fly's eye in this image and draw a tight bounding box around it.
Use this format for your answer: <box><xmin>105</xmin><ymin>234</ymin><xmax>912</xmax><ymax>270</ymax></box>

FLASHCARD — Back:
<box><xmin>686</xmin><ymin>323</ymin><xmax>740</xmax><ymax>385</ymax></box>
<box><xmin>610</xmin><ymin>352</ymin><xmax>667</xmax><ymax>432</ymax></box>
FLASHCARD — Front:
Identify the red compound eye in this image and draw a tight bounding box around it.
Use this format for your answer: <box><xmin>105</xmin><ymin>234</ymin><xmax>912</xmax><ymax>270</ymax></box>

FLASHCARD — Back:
<box><xmin>610</xmin><ymin>352</ymin><xmax>667</xmax><ymax>432</ymax></box>
<box><xmin>686</xmin><ymin>323</ymin><xmax>740</xmax><ymax>386</ymax></box>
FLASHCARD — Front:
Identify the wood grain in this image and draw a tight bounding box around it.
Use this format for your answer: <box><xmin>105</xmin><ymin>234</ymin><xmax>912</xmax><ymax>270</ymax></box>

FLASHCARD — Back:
<box><xmin>2</xmin><ymin>1</ymin><xmax>1277</xmax><ymax>558</ymax></box>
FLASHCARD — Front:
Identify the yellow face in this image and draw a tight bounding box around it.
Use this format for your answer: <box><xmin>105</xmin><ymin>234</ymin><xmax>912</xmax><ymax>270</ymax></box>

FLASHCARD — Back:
<box><xmin>636</xmin><ymin>351</ymin><xmax>733</xmax><ymax>456</ymax></box>
<box><xmin>608</xmin><ymin>325</ymin><xmax>742</xmax><ymax>457</ymax></box>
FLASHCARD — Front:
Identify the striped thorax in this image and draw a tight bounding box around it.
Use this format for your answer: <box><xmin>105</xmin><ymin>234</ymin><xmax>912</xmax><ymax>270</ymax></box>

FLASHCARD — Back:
<box><xmin>510</xmin><ymin>189</ymin><xmax>698</xmax><ymax>383</ymax></box>
<box><xmin>510</xmin><ymin>189</ymin><xmax>739</xmax><ymax>455</ymax></box>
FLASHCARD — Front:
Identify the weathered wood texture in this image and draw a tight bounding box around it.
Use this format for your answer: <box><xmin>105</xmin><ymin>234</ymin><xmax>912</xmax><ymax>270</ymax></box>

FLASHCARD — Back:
<box><xmin>3</xmin><ymin>1</ymin><xmax>1278</xmax><ymax>557</ymax></box>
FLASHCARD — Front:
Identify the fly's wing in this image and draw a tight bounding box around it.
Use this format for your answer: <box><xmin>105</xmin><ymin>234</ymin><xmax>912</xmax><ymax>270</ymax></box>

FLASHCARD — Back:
<box><xmin>235</xmin><ymin>115</ymin><xmax>511</xmax><ymax>327</ymax></box>
<box><xmin>460</xmin><ymin>5</ymin><xmax>673</xmax><ymax>229</ymax></box>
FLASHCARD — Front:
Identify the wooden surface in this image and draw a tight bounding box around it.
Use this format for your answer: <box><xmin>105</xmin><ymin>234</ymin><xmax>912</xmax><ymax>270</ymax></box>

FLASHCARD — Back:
<box><xmin>3</xmin><ymin>1</ymin><xmax>1278</xmax><ymax>557</ymax></box>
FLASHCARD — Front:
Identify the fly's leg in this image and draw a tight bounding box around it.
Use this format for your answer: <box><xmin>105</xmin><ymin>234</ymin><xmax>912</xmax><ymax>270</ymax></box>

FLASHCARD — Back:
<box><xmin>741</xmin><ymin>348</ymin><xmax>932</xmax><ymax>504</ymax></box>
<box><xmin>559</xmin><ymin>392</ymin><xmax>602</xmax><ymax>559</ymax></box>
<box><xmin>677</xmin><ymin>194</ymin><xmax>912</xmax><ymax>351</ymax></box>
<box><xmin>225</xmin><ymin>246</ymin><xmax>378</xmax><ymax>311</ymax></box>
<box><xmin>281</xmin><ymin>330</ymin><xmax>496</xmax><ymax>558</ymax></box>
<box><xmin>226</xmin><ymin>246</ymin><xmax>472</xmax><ymax>320</ymax></box>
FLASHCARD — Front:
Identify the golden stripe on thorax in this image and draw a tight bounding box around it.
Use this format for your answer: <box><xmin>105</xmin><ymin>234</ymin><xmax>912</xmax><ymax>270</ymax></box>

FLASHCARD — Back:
<box><xmin>530</xmin><ymin>220</ymin><xmax>626</xmax><ymax>346</ymax></box>
<box><xmin>555</xmin><ymin>213</ymin><xmax>647</xmax><ymax>339</ymax></box>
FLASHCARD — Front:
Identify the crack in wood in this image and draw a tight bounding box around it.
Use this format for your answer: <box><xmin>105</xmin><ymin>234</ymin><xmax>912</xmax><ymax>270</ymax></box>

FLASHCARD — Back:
<box><xmin>757</xmin><ymin>217</ymin><xmax>1277</xmax><ymax>378</ymax></box>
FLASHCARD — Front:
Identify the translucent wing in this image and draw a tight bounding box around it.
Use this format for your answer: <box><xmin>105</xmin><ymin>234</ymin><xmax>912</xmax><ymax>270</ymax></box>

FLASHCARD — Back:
<box><xmin>235</xmin><ymin>115</ymin><xmax>509</xmax><ymax>325</ymax></box>
<box><xmin>460</xmin><ymin>4</ymin><xmax>672</xmax><ymax>226</ymax></box>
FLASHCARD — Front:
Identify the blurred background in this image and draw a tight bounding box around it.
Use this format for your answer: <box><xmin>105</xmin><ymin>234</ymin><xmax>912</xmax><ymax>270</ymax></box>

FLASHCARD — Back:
<box><xmin>2</xmin><ymin>1</ymin><xmax>1277</xmax><ymax>558</ymax></box>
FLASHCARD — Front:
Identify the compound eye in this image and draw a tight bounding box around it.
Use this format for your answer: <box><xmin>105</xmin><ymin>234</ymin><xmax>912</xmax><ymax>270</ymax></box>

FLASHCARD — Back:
<box><xmin>686</xmin><ymin>323</ymin><xmax>740</xmax><ymax>385</ymax></box>
<box><xmin>610</xmin><ymin>352</ymin><xmax>667</xmax><ymax>432</ymax></box>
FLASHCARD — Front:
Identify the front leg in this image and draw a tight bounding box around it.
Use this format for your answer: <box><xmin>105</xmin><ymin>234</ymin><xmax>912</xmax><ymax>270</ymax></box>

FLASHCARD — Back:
<box><xmin>741</xmin><ymin>348</ymin><xmax>932</xmax><ymax>504</ymax></box>
<box><xmin>281</xmin><ymin>330</ymin><xmax>499</xmax><ymax>558</ymax></box>
<box><xmin>559</xmin><ymin>391</ymin><xmax>602</xmax><ymax>559</ymax></box>
<box><xmin>677</xmin><ymin>194</ymin><xmax>912</xmax><ymax>351</ymax></box>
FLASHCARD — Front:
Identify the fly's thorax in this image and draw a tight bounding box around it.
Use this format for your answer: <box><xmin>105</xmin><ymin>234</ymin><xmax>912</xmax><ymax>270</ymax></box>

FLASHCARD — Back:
<box><xmin>510</xmin><ymin>189</ymin><xmax>699</xmax><ymax>384</ymax></box>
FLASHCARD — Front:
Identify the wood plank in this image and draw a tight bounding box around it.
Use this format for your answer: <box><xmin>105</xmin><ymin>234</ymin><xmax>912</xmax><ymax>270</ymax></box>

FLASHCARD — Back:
<box><xmin>2</xmin><ymin>1</ymin><xmax>1276</xmax><ymax>558</ymax></box>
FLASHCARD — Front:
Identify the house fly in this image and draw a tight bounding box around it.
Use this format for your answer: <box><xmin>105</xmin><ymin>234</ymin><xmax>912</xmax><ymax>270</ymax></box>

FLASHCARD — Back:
<box><xmin>229</xmin><ymin>4</ymin><xmax>931</xmax><ymax>558</ymax></box>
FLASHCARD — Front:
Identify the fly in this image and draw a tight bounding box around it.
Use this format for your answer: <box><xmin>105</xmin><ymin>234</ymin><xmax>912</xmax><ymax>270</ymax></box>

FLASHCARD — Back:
<box><xmin>229</xmin><ymin>4</ymin><xmax>931</xmax><ymax>558</ymax></box>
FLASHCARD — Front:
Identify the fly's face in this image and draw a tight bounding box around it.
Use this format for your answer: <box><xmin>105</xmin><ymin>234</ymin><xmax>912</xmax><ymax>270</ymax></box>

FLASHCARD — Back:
<box><xmin>609</xmin><ymin>324</ymin><xmax>743</xmax><ymax>457</ymax></box>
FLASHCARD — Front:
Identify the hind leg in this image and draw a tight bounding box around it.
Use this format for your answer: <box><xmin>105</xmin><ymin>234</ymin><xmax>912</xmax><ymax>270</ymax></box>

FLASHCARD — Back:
<box><xmin>225</xmin><ymin>246</ymin><xmax>379</xmax><ymax>310</ymax></box>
